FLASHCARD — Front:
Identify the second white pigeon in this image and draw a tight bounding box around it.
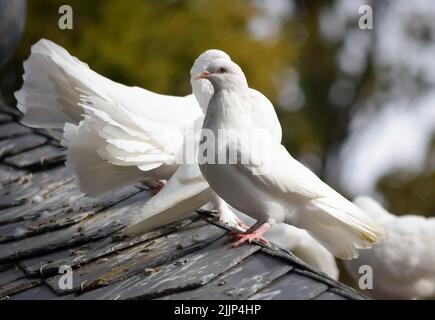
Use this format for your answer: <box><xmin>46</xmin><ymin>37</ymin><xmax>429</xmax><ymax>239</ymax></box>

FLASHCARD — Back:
<box><xmin>16</xmin><ymin>39</ymin><xmax>229</xmax><ymax>196</ymax></box>
<box><xmin>345</xmin><ymin>196</ymin><xmax>435</xmax><ymax>299</ymax></box>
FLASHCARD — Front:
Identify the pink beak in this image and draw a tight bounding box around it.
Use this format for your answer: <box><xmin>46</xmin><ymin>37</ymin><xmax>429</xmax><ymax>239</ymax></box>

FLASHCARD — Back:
<box><xmin>195</xmin><ymin>71</ymin><xmax>210</xmax><ymax>80</ymax></box>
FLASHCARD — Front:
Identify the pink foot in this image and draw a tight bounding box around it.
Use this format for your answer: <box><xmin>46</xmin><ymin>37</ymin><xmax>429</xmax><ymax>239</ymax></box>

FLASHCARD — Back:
<box><xmin>224</xmin><ymin>231</ymin><xmax>269</xmax><ymax>247</ymax></box>
<box><xmin>236</xmin><ymin>220</ymin><xmax>250</xmax><ymax>231</ymax></box>
<box><xmin>212</xmin><ymin>212</ymin><xmax>221</xmax><ymax>221</ymax></box>
<box><xmin>214</xmin><ymin>213</ymin><xmax>248</xmax><ymax>232</ymax></box>
<box><xmin>224</xmin><ymin>223</ymin><xmax>271</xmax><ymax>247</ymax></box>
<box><xmin>150</xmin><ymin>184</ymin><xmax>163</xmax><ymax>195</ymax></box>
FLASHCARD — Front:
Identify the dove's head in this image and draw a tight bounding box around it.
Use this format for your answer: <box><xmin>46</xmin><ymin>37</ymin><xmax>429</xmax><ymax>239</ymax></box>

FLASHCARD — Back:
<box><xmin>196</xmin><ymin>58</ymin><xmax>248</xmax><ymax>92</ymax></box>
<box><xmin>190</xmin><ymin>50</ymin><xmax>231</xmax><ymax>111</ymax></box>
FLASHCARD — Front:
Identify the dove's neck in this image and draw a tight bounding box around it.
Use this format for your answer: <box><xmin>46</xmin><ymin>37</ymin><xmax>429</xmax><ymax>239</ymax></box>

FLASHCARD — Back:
<box><xmin>191</xmin><ymin>78</ymin><xmax>214</xmax><ymax>113</ymax></box>
<box><xmin>202</xmin><ymin>87</ymin><xmax>251</xmax><ymax>133</ymax></box>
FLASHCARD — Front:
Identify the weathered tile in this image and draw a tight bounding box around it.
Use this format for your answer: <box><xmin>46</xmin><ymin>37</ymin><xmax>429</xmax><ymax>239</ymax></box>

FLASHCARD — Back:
<box><xmin>248</xmin><ymin>271</ymin><xmax>328</xmax><ymax>300</ymax></box>
<box><xmin>0</xmin><ymin>101</ymin><xmax>21</xmax><ymax>117</ymax></box>
<box><xmin>0</xmin><ymin>185</ymin><xmax>140</xmax><ymax>243</ymax></box>
<box><xmin>159</xmin><ymin>252</ymin><xmax>293</xmax><ymax>300</ymax></box>
<box><xmin>0</xmin><ymin>134</ymin><xmax>47</xmax><ymax>158</ymax></box>
<box><xmin>328</xmin><ymin>287</ymin><xmax>367</xmax><ymax>300</ymax></box>
<box><xmin>4</xmin><ymin>144</ymin><xmax>65</xmax><ymax>170</ymax></box>
<box><xmin>0</xmin><ymin>264</ymin><xmax>13</xmax><ymax>272</ymax></box>
<box><xmin>0</xmin><ymin>265</ymin><xmax>26</xmax><ymax>287</ymax></box>
<box><xmin>0</xmin><ymin>165</ymin><xmax>27</xmax><ymax>186</ymax></box>
<box><xmin>0</xmin><ymin>166</ymin><xmax>74</xmax><ymax>210</ymax></box>
<box><xmin>0</xmin><ymin>178</ymin><xmax>108</xmax><ymax>227</ymax></box>
<box><xmin>9</xmin><ymin>284</ymin><xmax>73</xmax><ymax>300</ymax></box>
<box><xmin>291</xmin><ymin>268</ymin><xmax>366</xmax><ymax>299</ymax></box>
<box><xmin>0</xmin><ymin>113</ymin><xmax>12</xmax><ymax>124</ymax></box>
<box><xmin>47</xmin><ymin>221</ymin><xmax>226</xmax><ymax>294</ymax></box>
<box><xmin>19</xmin><ymin>216</ymin><xmax>197</xmax><ymax>277</ymax></box>
<box><xmin>34</xmin><ymin>128</ymin><xmax>63</xmax><ymax>144</ymax></box>
<box><xmin>0</xmin><ymin>122</ymin><xmax>31</xmax><ymax>140</ymax></box>
<box><xmin>0</xmin><ymin>277</ymin><xmax>42</xmax><ymax>299</ymax></box>
<box><xmin>77</xmin><ymin>239</ymin><xmax>260</xmax><ymax>300</ymax></box>
<box><xmin>314</xmin><ymin>291</ymin><xmax>348</xmax><ymax>300</ymax></box>
<box><xmin>0</xmin><ymin>190</ymin><xmax>152</xmax><ymax>263</ymax></box>
<box><xmin>0</xmin><ymin>181</ymin><xmax>80</xmax><ymax>225</ymax></box>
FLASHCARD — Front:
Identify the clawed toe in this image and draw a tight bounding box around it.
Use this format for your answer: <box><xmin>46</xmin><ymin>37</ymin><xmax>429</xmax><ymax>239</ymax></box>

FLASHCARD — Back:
<box><xmin>236</xmin><ymin>219</ymin><xmax>250</xmax><ymax>231</ymax></box>
<box><xmin>224</xmin><ymin>231</ymin><xmax>269</xmax><ymax>247</ymax></box>
<box><xmin>150</xmin><ymin>186</ymin><xmax>162</xmax><ymax>195</ymax></box>
<box><xmin>223</xmin><ymin>231</ymin><xmax>240</xmax><ymax>244</ymax></box>
<box><xmin>212</xmin><ymin>211</ymin><xmax>222</xmax><ymax>222</ymax></box>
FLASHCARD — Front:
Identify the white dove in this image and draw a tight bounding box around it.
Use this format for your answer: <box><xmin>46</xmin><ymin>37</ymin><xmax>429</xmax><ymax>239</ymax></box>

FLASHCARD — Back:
<box><xmin>122</xmin><ymin>60</ymin><xmax>282</xmax><ymax>236</ymax></box>
<box><xmin>265</xmin><ymin>224</ymin><xmax>339</xmax><ymax>280</ymax></box>
<box><xmin>196</xmin><ymin>58</ymin><xmax>387</xmax><ymax>260</ymax></box>
<box><xmin>345</xmin><ymin>196</ymin><xmax>435</xmax><ymax>299</ymax></box>
<box><xmin>15</xmin><ymin>39</ymin><xmax>229</xmax><ymax>196</ymax></box>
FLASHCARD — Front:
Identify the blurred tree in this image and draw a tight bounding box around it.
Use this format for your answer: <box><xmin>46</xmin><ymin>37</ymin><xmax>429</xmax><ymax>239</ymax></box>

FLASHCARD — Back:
<box><xmin>3</xmin><ymin>0</ymin><xmax>296</xmax><ymax>97</ymax></box>
<box><xmin>377</xmin><ymin>136</ymin><xmax>435</xmax><ymax>216</ymax></box>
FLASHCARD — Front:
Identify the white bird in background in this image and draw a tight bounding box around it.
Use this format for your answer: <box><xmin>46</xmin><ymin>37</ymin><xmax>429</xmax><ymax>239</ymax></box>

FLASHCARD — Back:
<box><xmin>196</xmin><ymin>58</ymin><xmax>387</xmax><ymax>260</ymax></box>
<box><xmin>345</xmin><ymin>196</ymin><xmax>435</xmax><ymax>299</ymax></box>
<box><xmin>265</xmin><ymin>224</ymin><xmax>339</xmax><ymax>280</ymax></box>
<box><xmin>15</xmin><ymin>39</ymin><xmax>228</xmax><ymax>196</ymax></box>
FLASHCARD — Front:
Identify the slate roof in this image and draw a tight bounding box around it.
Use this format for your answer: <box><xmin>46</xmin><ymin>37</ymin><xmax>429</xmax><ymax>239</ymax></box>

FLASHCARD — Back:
<box><xmin>0</xmin><ymin>99</ymin><xmax>367</xmax><ymax>300</ymax></box>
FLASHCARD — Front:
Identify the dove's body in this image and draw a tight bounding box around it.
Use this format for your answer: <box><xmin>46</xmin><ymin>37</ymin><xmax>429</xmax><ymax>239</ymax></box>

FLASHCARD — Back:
<box><xmin>201</xmin><ymin>88</ymin><xmax>297</xmax><ymax>225</ymax></box>
<box><xmin>345</xmin><ymin>197</ymin><xmax>435</xmax><ymax>299</ymax></box>
<box><xmin>199</xmin><ymin>59</ymin><xmax>386</xmax><ymax>259</ymax></box>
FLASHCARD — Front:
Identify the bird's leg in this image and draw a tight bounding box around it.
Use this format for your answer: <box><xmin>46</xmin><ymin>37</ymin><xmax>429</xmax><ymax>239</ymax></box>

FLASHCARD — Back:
<box><xmin>225</xmin><ymin>222</ymin><xmax>271</xmax><ymax>247</ymax></box>
<box><xmin>213</xmin><ymin>211</ymin><xmax>249</xmax><ymax>232</ymax></box>
<box><xmin>211</xmin><ymin>195</ymin><xmax>248</xmax><ymax>231</ymax></box>
<box><xmin>235</xmin><ymin>219</ymin><xmax>250</xmax><ymax>231</ymax></box>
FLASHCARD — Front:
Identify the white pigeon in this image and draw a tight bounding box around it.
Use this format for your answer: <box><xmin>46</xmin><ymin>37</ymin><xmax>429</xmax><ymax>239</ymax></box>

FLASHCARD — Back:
<box><xmin>265</xmin><ymin>224</ymin><xmax>339</xmax><ymax>280</ymax></box>
<box><xmin>345</xmin><ymin>196</ymin><xmax>435</xmax><ymax>299</ymax></box>
<box><xmin>122</xmin><ymin>61</ymin><xmax>282</xmax><ymax>236</ymax></box>
<box><xmin>15</xmin><ymin>39</ymin><xmax>229</xmax><ymax>196</ymax></box>
<box><xmin>196</xmin><ymin>58</ymin><xmax>387</xmax><ymax>260</ymax></box>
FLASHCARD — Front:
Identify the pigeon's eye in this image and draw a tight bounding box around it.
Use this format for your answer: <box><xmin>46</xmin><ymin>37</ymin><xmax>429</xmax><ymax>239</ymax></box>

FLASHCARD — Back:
<box><xmin>219</xmin><ymin>67</ymin><xmax>227</xmax><ymax>73</ymax></box>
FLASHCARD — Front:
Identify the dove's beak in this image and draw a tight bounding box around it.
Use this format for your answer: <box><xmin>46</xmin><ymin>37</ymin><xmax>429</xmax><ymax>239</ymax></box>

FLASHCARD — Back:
<box><xmin>195</xmin><ymin>71</ymin><xmax>210</xmax><ymax>80</ymax></box>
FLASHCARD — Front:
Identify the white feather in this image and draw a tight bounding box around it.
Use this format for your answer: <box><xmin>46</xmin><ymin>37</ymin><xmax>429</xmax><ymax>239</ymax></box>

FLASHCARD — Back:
<box><xmin>345</xmin><ymin>196</ymin><xmax>435</xmax><ymax>299</ymax></box>
<box><xmin>15</xmin><ymin>39</ymin><xmax>226</xmax><ymax>197</ymax></box>
<box><xmin>63</xmin><ymin>122</ymin><xmax>146</xmax><ymax>197</ymax></box>
<box><xmin>122</xmin><ymin>164</ymin><xmax>212</xmax><ymax>236</ymax></box>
